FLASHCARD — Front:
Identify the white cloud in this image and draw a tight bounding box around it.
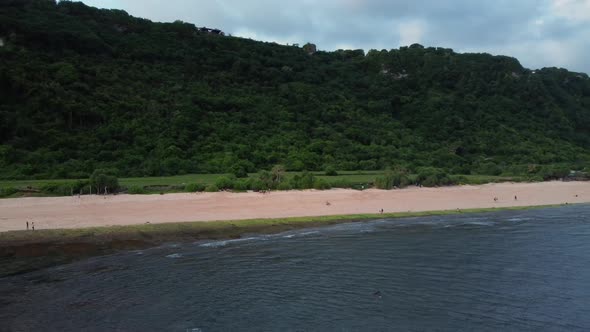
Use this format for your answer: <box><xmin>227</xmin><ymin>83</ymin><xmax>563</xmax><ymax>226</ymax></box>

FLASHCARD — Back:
<box><xmin>398</xmin><ymin>20</ymin><xmax>427</xmax><ymax>46</ymax></box>
<box><xmin>551</xmin><ymin>0</ymin><xmax>590</xmax><ymax>22</ymax></box>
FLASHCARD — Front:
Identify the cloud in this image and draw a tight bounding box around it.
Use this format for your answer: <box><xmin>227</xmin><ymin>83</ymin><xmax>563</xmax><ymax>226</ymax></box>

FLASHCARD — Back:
<box><xmin>81</xmin><ymin>0</ymin><xmax>590</xmax><ymax>73</ymax></box>
<box><xmin>551</xmin><ymin>0</ymin><xmax>590</xmax><ymax>22</ymax></box>
<box><xmin>398</xmin><ymin>20</ymin><xmax>426</xmax><ymax>46</ymax></box>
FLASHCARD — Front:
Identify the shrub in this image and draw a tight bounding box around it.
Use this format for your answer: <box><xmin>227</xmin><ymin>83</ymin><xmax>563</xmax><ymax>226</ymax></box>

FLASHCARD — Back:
<box><xmin>40</xmin><ymin>183</ymin><xmax>59</xmax><ymax>194</ymax></box>
<box><xmin>231</xmin><ymin>166</ymin><xmax>248</xmax><ymax>178</ymax></box>
<box><xmin>249</xmin><ymin>179</ymin><xmax>265</xmax><ymax>191</ymax></box>
<box><xmin>450</xmin><ymin>175</ymin><xmax>468</xmax><ymax>185</ymax></box>
<box><xmin>476</xmin><ymin>162</ymin><xmax>502</xmax><ymax>176</ymax></box>
<box><xmin>205</xmin><ymin>184</ymin><xmax>219</xmax><ymax>192</ymax></box>
<box><xmin>127</xmin><ymin>185</ymin><xmax>146</xmax><ymax>194</ymax></box>
<box><xmin>234</xmin><ymin>179</ymin><xmax>251</xmax><ymax>191</ymax></box>
<box><xmin>289</xmin><ymin>171</ymin><xmax>316</xmax><ymax>189</ymax></box>
<box><xmin>324</xmin><ymin>166</ymin><xmax>338</xmax><ymax>176</ymax></box>
<box><xmin>215</xmin><ymin>175</ymin><xmax>236</xmax><ymax>190</ymax></box>
<box><xmin>299</xmin><ymin>171</ymin><xmax>315</xmax><ymax>189</ymax></box>
<box><xmin>313</xmin><ymin>178</ymin><xmax>332</xmax><ymax>190</ymax></box>
<box><xmin>277</xmin><ymin>182</ymin><xmax>292</xmax><ymax>190</ymax></box>
<box><xmin>185</xmin><ymin>183</ymin><xmax>206</xmax><ymax>192</ymax></box>
<box><xmin>0</xmin><ymin>186</ymin><xmax>18</xmax><ymax>198</ymax></box>
<box><xmin>257</xmin><ymin>170</ymin><xmax>273</xmax><ymax>189</ymax></box>
<box><xmin>538</xmin><ymin>165</ymin><xmax>570</xmax><ymax>180</ymax></box>
<box><xmin>329</xmin><ymin>179</ymin><xmax>354</xmax><ymax>188</ymax></box>
<box><xmin>374</xmin><ymin>168</ymin><xmax>410</xmax><ymax>189</ymax></box>
<box><xmin>416</xmin><ymin>167</ymin><xmax>454</xmax><ymax>187</ymax></box>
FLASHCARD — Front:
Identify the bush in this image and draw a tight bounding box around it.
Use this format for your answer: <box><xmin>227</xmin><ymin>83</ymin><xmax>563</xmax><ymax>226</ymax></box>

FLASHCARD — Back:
<box><xmin>538</xmin><ymin>165</ymin><xmax>570</xmax><ymax>180</ymax></box>
<box><xmin>277</xmin><ymin>182</ymin><xmax>292</xmax><ymax>190</ymax></box>
<box><xmin>257</xmin><ymin>170</ymin><xmax>273</xmax><ymax>189</ymax></box>
<box><xmin>324</xmin><ymin>166</ymin><xmax>338</xmax><ymax>176</ymax></box>
<box><xmin>249</xmin><ymin>179</ymin><xmax>265</xmax><ymax>191</ymax></box>
<box><xmin>313</xmin><ymin>178</ymin><xmax>332</xmax><ymax>190</ymax></box>
<box><xmin>329</xmin><ymin>179</ymin><xmax>354</xmax><ymax>188</ymax></box>
<box><xmin>127</xmin><ymin>185</ymin><xmax>147</xmax><ymax>194</ymax></box>
<box><xmin>233</xmin><ymin>179</ymin><xmax>251</xmax><ymax>191</ymax></box>
<box><xmin>289</xmin><ymin>172</ymin><xmax>317</xmax><ymax>189</ymax></box>
<box><xmin>450</xmin><ymin>175</ymin><xmax>468</xmax><ymax>185</ymax></box>
<box><xmin>89</xmin><ymin>169</ymin><xmax>119</xmax><ymax>194</ymax></box>
<box><xmin>205</xmin><ymin>184</ymin><xmax>219</xmax><ymax>192</ymax></box>
<box><xmin>374</xmin><ymin>168</ymin><xmax>410</xmax><ymax>189</ymax></box>
<box><xmin>0</xmin><ymin>186</ymin><xmax>18</xmax><ymax>198</ymax></box>
<box><xmin>231</xmin><ymin>166</ymin><xmax>248</xmax><ymax>178</ymax></box>
<box><xmin>40</xmin><ymin>183</ymin><xmax>59</xmax><ymax>194</ymax></box>
<box><xmin>215</xmin><ymin>175</ymin><xmax>236</xmax><ymax>190</ymax></box>
<box><xmin>185</xmin><ymin>183</ymin><xmax>206</xmax><ymax>192</ymax></box>
<box><xmin>476</xmin><ymin>162</ymin><xmax>502</xmax><ymax>176</ymax></box>
<box><xmin>416</xmin><ymin>167</ymin><xmax>454</xmax><ymax>187</ymax></box>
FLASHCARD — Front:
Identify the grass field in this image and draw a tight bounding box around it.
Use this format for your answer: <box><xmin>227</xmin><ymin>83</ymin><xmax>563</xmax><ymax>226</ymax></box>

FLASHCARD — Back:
<box><xmin>0</xmin><ymin>171</ymin><xmax>526</xmax><ymax>198</ymax></box>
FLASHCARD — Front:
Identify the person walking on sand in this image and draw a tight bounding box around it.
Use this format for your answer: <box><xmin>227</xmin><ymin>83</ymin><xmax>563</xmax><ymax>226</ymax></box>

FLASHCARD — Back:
<box><xmin>26</xmin><ymin>221</ymin><xmax>29</xmax><ymax>230</ymax></box>
<box><xmin>514</xmin><ymin>195</ymin><xmax>518</xmax><ymax>201</ymax></box>
<box><xmin>32</xmin><ymin>222</ymin><xmax>35</xmax><ymax>231</ymax></box>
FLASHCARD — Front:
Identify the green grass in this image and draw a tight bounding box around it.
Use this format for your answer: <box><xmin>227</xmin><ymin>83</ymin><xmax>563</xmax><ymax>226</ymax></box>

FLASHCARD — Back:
<box><xmin>0</xmin><ymin>171</ymin><xmax>525</xmax><ymax>198</ymax></box>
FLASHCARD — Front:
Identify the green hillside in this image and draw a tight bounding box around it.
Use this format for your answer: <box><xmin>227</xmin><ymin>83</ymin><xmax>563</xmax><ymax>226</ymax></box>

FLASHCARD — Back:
<box><xmin>1</xmin><ymin>0</ymin><xmax>589</xmax><ymax>180</ymax></box>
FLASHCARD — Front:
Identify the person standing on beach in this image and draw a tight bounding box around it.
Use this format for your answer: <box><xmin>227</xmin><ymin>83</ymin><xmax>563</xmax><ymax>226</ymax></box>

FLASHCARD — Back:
<box><xmin>26</xmin><ymin>221</ymin><xmax>29</xmax><ymax>230</ymax></box>
<box><xmin>32</xmin><ymin>222</ymin><xmax>35</xmax><ymax>231</ymax></box>
<box><xmin>514</xmin><ymin>195</ymin><xmax>518</xmax><ymax>201</ymax></box>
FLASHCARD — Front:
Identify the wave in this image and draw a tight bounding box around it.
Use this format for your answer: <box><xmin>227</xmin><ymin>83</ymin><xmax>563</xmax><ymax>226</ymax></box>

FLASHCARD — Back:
<box><xmin>165</xmin><ymin>253</ymin><xmax>183</xmax><ymax>258</ymax></box>
<box><xmin>199</xmin><ymin>237</ymin><xmax>259</xmax><ymax>248</ymax></box>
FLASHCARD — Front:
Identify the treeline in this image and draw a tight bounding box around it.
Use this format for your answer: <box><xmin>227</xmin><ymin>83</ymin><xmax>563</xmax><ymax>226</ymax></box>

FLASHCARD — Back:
<box><xmin>0</xmin><ymin>0</ymin><xmax>590</xmax><ymax>180</ymax></box>
<box><xmin>3</xmin><ymin>164</ymin><xmax>586</xmax><ymax>198</ymax></box>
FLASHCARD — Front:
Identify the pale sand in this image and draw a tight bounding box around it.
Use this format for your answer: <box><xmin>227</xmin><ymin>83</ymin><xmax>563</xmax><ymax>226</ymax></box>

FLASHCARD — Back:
<box><xmin>0</xmin><ymin>181</ymin><xmax>588</xmax><ymax>233</ymax></box>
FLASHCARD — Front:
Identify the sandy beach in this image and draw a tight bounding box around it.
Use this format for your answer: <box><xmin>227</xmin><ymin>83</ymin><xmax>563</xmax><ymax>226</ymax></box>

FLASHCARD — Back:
<box><xmin>0</xmin><ymin>181</ymin><xmax>588</xmax><ymax>233</ymax></box>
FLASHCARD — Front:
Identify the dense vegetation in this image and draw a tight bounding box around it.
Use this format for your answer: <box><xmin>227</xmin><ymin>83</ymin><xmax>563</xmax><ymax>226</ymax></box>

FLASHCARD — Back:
<box><xmin>1</xmin><ymin>0</ymin><xmax>590</xmax><ymax>181</ymax></box>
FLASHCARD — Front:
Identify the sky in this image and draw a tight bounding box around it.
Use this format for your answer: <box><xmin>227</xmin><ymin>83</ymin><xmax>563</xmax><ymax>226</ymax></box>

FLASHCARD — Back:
<box><xmin>81</xmin><ymin>0</ymin><xmax>590</xmax><ymax>74</ymax></box>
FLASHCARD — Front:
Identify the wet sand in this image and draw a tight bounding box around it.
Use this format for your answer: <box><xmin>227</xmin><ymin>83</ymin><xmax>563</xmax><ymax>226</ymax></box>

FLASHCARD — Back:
<box><xmin>0</xmin><ymin>181</ymin><xmax>588</xmax><ymax>233</ymax></box>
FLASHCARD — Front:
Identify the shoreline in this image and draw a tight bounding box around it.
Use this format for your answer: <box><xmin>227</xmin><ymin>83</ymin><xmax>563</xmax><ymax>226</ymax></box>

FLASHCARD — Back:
<box><xmin>0</xmin><ymin>181</ymin><xmax>588</xmax><ymax>233</ymax></box>
<box><xmin>0</xmin><ymin>203</ymin><xmax>585</xmax><ymax>277</ymax></box>
<box><xmin>1</xmin><ymin>180</ymin><xmax>588</xmax><ymax>276</ymax></box>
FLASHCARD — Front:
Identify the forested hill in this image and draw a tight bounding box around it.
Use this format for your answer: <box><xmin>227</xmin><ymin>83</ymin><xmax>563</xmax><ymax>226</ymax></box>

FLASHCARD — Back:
<box><xmin>1</xmin><ymin>0</ymin><xmax>590</xmax><ymax>180</ymax></box>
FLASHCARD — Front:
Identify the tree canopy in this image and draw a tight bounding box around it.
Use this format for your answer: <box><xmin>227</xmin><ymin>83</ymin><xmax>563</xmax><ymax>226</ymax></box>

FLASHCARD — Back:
<box><xmin>1</xmin><ymin>0</ymin><xmax>589</xmax><ymax>180</ymax></box>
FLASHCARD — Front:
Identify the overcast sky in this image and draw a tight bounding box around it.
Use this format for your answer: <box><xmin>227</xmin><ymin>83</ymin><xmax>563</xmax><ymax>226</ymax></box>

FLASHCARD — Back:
<box><xmin>82</xmin><ymin>0</ymin><xmax>590</xmax><ymax>74</ymax></box>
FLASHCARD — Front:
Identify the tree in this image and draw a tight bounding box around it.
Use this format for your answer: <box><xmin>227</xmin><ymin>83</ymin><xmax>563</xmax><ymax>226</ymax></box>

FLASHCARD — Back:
<box><xmin>89</xmin><ymin>169</ymin><xmax>119</xmax><ymax>194</ymax></box>
<box><xmin>271</xmin><ymin>164</ymin><xmax>286</xmax><ymax>185</ymax></box>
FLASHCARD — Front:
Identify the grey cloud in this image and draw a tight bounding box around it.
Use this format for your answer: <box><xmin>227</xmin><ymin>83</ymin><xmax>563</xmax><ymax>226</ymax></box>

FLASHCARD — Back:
<box><xmin>82</xmin><ymin>0</ymin><xmax>590</xmax><ymax>73</ymax></box>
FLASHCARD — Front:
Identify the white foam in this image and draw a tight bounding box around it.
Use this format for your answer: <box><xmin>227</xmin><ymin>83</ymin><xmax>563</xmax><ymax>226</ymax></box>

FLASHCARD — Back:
<box><xmin>166</xmin><ymin>253</ymin><xmax>183</xmax><ymax>258</ymax></box>
<box><xmin>507</xmin><ymin>217</ymin><xmax>531</xmax><ymax>222</ymax></box>
<box><xmin>199</xmin><ymin>237</ymin><xmax>258</xmax><ymax>248</ymax></box>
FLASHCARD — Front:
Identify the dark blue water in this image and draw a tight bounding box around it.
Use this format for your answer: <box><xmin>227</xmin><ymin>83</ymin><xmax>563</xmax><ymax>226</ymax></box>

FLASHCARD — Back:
<box><xmin>2</xmin><ymin>205</ymin><xmax>590</xmax><ymax>331</ymax></box>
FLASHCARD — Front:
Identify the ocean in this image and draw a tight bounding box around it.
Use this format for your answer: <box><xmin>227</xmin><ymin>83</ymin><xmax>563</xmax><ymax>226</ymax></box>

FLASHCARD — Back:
<box><xmin>2</xmin><ymin>205</ymin><xmax>590</xmax><ymax>331</ymax></box>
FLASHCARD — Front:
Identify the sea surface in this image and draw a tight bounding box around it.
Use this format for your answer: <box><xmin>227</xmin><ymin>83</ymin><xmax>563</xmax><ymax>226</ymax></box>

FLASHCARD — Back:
<box><xmin>2</xmin><ymin>205</ymin><xmax>590</xmax><ymax>331</ymax></box>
